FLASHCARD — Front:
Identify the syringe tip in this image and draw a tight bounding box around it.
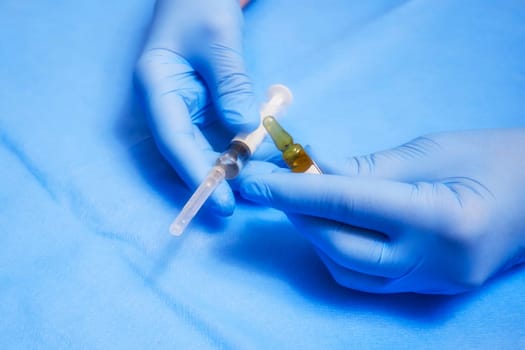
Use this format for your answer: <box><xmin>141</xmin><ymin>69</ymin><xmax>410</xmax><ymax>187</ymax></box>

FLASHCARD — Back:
<box><xmin>169</xmin><ymin>221</ymin><xmax>185</xmax><ymax>236</ymax></box>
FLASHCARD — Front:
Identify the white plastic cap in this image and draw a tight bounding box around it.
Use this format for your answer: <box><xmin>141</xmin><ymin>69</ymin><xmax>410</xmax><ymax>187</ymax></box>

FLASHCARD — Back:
<box><xmin>232</xmin><ymin>84</ymin><xmax>293</xmax><ymax>155</ymax></box>
<box><xmin>264</xmin><ymin>84</ymin><xmax>293</xmax><ymax>116</ymax></box>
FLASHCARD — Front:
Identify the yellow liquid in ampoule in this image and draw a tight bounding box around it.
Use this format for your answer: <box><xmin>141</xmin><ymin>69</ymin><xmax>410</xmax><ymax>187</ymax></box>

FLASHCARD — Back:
<box><xmin>262</xmin><ymin>116</ymin><xmax>321</xmax><ymax>173</ymax></box>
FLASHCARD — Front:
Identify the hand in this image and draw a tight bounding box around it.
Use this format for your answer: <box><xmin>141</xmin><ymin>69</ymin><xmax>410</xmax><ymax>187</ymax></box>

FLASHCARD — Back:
<box><xmin>136</xmin><ymin>0</ymin><xmax>258</xmax><ymax>216</ymax></box>
<box><xmin>239</xmin><ymin>129</ymin><xmax>525</xmax><ymax>294</ymax></box>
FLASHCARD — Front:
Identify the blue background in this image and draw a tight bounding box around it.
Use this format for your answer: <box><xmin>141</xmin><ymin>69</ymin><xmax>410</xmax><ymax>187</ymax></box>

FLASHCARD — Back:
<box><xmin>1</xmin><ymin>0</ymin><xmax>524</xmax><ymax>348</ymax></box>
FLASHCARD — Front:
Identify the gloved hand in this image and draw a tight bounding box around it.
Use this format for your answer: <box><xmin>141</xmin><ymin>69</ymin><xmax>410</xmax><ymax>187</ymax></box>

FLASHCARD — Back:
<box><xmin>136</xmin><ymin>0</ymin><xmax>257</xmax><ymax>216</ymax></box>
<box><xmin>240</xmin><ymin>129</ymin><xmax>525</xmax><ymax>294</ymax></box>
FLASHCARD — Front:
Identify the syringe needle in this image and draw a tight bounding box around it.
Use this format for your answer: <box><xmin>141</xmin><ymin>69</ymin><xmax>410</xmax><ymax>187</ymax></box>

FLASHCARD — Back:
<box><xmin>169</xmin><ymin>166</ymin><xmax>226</xmax><ymax>236</ymax></box>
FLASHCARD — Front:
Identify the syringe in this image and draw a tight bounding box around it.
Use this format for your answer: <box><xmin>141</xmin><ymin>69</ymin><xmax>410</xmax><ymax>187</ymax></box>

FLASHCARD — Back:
<box><xmin>169</xmin><ymin>84</ymin><xmax>293</xmax><ymax>236</ymax></box>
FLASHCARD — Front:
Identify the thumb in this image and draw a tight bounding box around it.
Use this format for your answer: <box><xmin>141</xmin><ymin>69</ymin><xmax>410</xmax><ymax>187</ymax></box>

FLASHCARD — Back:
<box><xmin>240</xmin><ymin>172</ymin><xmax>461</xmax><ymax>235</ymax></box>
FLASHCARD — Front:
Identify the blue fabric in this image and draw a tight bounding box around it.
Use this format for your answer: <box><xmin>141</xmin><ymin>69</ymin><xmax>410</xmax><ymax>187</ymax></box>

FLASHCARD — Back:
<box><xmin>1</xmin><ymin>0</ymin><xmax>524</xmax><ymax>348</ymax></box>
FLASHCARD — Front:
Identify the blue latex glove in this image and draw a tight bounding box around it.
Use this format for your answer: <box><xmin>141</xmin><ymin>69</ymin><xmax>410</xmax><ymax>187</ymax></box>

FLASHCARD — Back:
<box><xmin>136</xmin><ymin>0</ymin><xmax>258</xmax><ymax>216</ymax></box>
<box><xmin>240</xmin><ymin>129</ymin><xmax>525</xmax><ymax>294</ymax></box>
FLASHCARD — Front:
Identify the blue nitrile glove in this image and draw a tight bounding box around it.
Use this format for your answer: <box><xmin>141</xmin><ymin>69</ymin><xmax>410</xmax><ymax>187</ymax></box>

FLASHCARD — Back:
<box><xmin>240</xmin><ymin>129</ymin><xmax>525</xmax><ymax>294</ymax></box>
<box><xmin>136</xmin><ymin>0</ymin><xmax>258</xmax><ymax>215</ymax></box>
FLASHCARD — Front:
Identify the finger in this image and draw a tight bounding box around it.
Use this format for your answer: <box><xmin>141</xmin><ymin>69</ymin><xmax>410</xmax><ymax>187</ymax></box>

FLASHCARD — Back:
<box><xmin>288</xmin><ymin>214</ymin><xmax>409</xmax><ymax>279</ymax></box>
<box><xmin>229</xmin><ymin>160</ymin><xmax>287</xmax><ymax>191</ymax></box>
<box><xmin>136</xmin><ymin>49</ymin><xmax>211</xmax><ymax>125</ymax></box>
<box><xmin>137</xmin><ymin>48</ymin><xmax>235</xmax><ymax>215</ymax></box>
<box><xmin>140</xmin><ymin>1</ymin><xmax>257</xmax><ymax>134</ymax></box>
<box><xmin>315</xmin><ymin>249</ymin><xmax>395</xmax><ymax>293</ymax></box>
<box><xmin>193</xmin><ymin>12</ymin><xmax>260</xmax><ymax>133</ymax></box>
<box><xmin>147</xmin><ymin>89</ymin><xmax>235</xmax><ymax>216</ymax></box>
<box><xmin>240</xmin><ymin>173</ymin><xmax>461</xmax><ymax>234</ymax></box>
<box><xmin>315</xmin><ymin>136</ymin><xmax>446</xmax><ymax>182</ymax></box>
<box><xmin>251</xmin><ymin>138</ymin><xmax>285</xmax><ymax>165</ymax></box>
<box><xmin>200</xmin><ymin>49</ymin><xmax>259</xmax><ymax>133</ymax></box>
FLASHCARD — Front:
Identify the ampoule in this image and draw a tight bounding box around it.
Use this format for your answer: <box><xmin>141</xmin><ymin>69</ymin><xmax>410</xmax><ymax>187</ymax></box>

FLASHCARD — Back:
<box><xmin>262</xmin><ymin>116</ymin><xmax>322</xmax><ymax>174</ymax></box>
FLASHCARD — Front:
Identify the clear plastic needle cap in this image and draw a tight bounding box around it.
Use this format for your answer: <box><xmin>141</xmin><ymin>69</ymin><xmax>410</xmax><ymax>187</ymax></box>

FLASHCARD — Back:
<box><xmin>169</xmin><ymin>166</ymin><xmax>226</xmax><ymax>236</ymax></box>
